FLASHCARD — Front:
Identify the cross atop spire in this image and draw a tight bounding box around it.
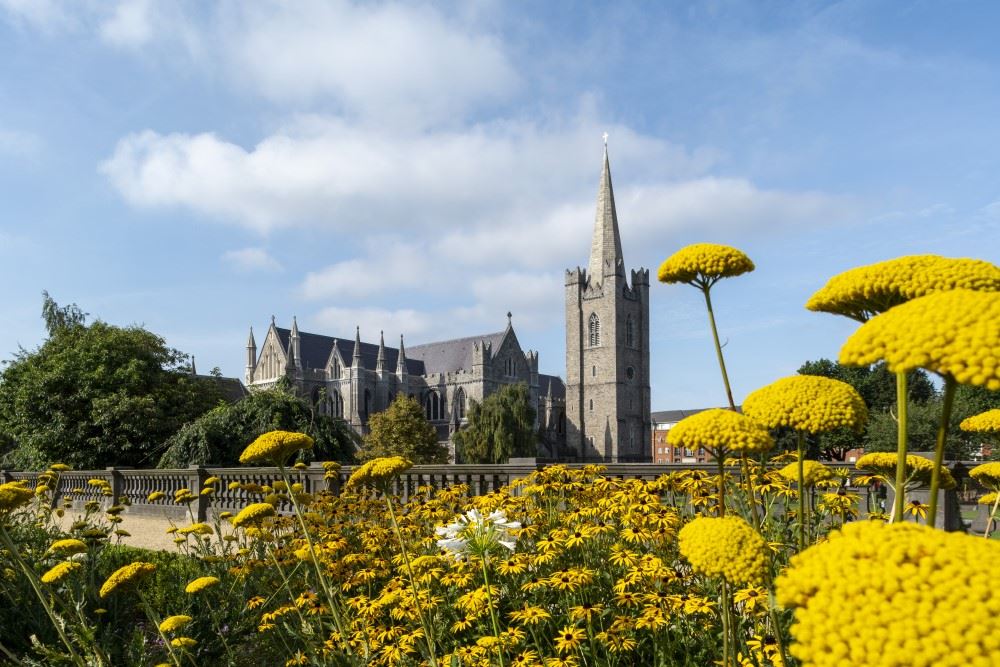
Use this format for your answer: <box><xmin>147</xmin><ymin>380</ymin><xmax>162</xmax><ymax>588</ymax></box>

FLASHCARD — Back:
<box><xmin>588</xmin><ymin>142</ymin><xmax>624</xmax><ymax>283</ymax></box>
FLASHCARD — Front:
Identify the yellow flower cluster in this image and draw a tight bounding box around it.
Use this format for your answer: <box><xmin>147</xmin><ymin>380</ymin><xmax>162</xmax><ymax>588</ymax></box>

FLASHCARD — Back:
<box><xmin>158</xmin><ymin>615</ymin><xmax>192</xmax><ymax>633</ymax></box>
<box><xmin>970</xmin><ymin>462</ymin><xmax>1000</xmax><ymax>490</ymax></box>
<box><xmin>657</xmin><ymin>243</ymin><xmax>755</xmax><ymax>287</ymax></box>
<box><xmin>776</xmin><ymin>522</ymin><xmax>1000</xmax><ymax>667</ymax></box>
<box><xmin>345</xmin><ymin>456</ymin><xmax>414</xmax><ymax>491</ymax></box>
<box><xmin>678</xmin><ymin>516</ymin><xmax>768</xmax><ymax>586</ymax></box>
<box><xmin>0</xmin><ymin>481</ymin><xmax>33</xmax><ymax>512</ymax></box>
<box><xmin>806</xmin><ymin>255</ymin><xmax>1000</xmax><ymax>322</ymax></box>
<box><xmin>185</xmin><ymin>576</ymin><xmax>220</xmax><ymax>594</ymax></box>
<box><xmin>41</xmin><ymin>561</ymin><xmax>82</xmax><ymax>584</ymax></box>
<box><xmin>961</xmin><ymin>408</ymin><xmax>1000</xmax><ymax>433</ymax></box>
<box><xmin>979</xmin><ymin>492</ymin><xmax>997</xmax><ymax>505</ymax></box>
<box><xmin>839</xmin><ymin>290</ymin><xmax>1000</xmax><ymax>389</ymax></box>
<box><xmin>743</xmin><ymin>375</ymin><xmax>868</xmax><ymax>434</ymax></box>
<box><xmin>855</xmin><ymin>452</ymin><xmax>956</xmax><ymax>490</ymax></box>
<box><xmin>238</xmin><ymin>430</ymin><xmax>315</xmax><ymax>465</ymax></box>
<box><xmin>231</xmin><ymin>502</ymin><xmax>277</xmax><ymax>529</ymax></box>
<box><xmin>178</xmin><ymin>522</ymin><xmax>214</xmax><ymax>536</ymax></box>
<box><xmin>667</xmin><ymin>408</ymin><xmax>773</xmax><ymax>455</ymax></box>
<box><xmin>99</xmin><ymin>561</ymin><xmax>157</xmax><ymax>598</ymax></box>
<box><xmin>47</xmin><ymin>538</ymin><xmax>88</xmax><ymax>555</ymax></box>
<box><xmin>779</xmin><ymin>461</ymin><xmax>833</xmax><ymax>488</ymax></box>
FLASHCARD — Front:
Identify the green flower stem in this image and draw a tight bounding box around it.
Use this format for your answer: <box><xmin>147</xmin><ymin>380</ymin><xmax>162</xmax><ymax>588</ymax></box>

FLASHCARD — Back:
<box><xmin>716</xmin><ymin>453</ymin><xmax>727</xmax><ymax>517</ymax></box>
<box><xmin>138</xmin><ymin>594</ymin><xmax>183</xmax><ymax>667</ymax></box>
<box><xmin>384</xmin><ymin>495</ymin><xmax>439</xmax><ymax>667</ymax></box>
<box><xmin>927</xmin><ymin>378</ymin><xmax>957</xmax><ymax>529</ymax></box>
<box><xmin>740</xmin><ymin>452</ymin><xmax>762</xmax><ymax>530</ymax></box>
<box><xmin>479</xmin><ymin>556</ymin><xmax>506</xmax><ymax>667</ymax></box>
<box><xmin>892</xmin><ymin>372</ymin><xmax>909</xmax><ymax>523</ymax></box>
<box><xmin>719</xmin><ymin>579</ymin><xmax>732</xmax><ymax>667</ymax></box>
<box><xmin>702</xmin><ymin>286</ymin><xmax>737</xmax><ymax>411</ymax></box>
<box><xmin>797</xmin><ymin>432</ymin><xmax>806</xmax><ymax>551</ymax></box>
<box><xmin>766</xmin><ymin>591</ymin><xmax>789</xmax><ymax>667</ymax></box>
<box><xmin>987</xmin><ymin>491</ymin><xmax>1000</xmax><ymax>539</ymax></box>
<box><xmin>0</xmin><ymin>525</ymin><xmax>86</xmax><ymax>667</ymax></box>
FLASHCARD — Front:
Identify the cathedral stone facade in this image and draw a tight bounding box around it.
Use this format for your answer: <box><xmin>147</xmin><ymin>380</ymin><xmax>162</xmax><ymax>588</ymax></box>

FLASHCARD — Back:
<box><xmin>243</xmin><ymin>144</ymin><xmax>650</xmax><ymax>462</ymax></box>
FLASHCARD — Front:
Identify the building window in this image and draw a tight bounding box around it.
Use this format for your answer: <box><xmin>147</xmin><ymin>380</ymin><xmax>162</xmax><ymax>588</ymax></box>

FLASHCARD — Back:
<box><xmin>331</xmin><ymin>390</ymin><xmax>343</xmax><ymax>418</ymax></box>
<box><xmin>331</xmin><ymin>359</ymin><xmax>340</xmax><ymax>378</ymax></box>
<box><xmin>504</xmin><ymin>358</ymin><xmax>514</xmax><ymax>376</ymax></box>
<box><xmin>588</xmin><ymin>313</ymin><xmax>601</xmax><ymax>347</ymax></box>
<box><xmin>592</xmin><ymin>365</ymin><xmax>596</xmax><ymax>377</ymax></box>
<box><xmin>424</xmin><ymin>391</ymin><xmax>441</xmax><ymax>421</ymax></box>
<box><xmin>455</xmin><ymin>388</ymin><xmax>466</xmax><ymax>419</ymax></box>
<box><xmin>626</xmin><ymin>366</ymin><xmax>635</xmax><ymax>381</ymax></box>
<box><xmin>557</xmin><ymin>412</ymin><xmax>565</xmax><ymax>434</ymax></box>
<box><xmin>626</xmin><ymin>316</ymin><xmax>635</xmax><ymax>348</ymax></box>
<box><xmin>589</xmin><ymin>399</ymin><xmax>593</xmax><ymax>411</ymax></box>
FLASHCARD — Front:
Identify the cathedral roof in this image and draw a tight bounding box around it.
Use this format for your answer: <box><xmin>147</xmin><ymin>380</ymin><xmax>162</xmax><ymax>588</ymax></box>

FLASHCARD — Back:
<box><xmin>274</xmin><ymin>327</ymin><xmax>426</xmax><ymax>374</ymax></box>
<box><xmin>538</xmin><ymin>374</ymin><xmax>565</xmax><ymax>400</ymax></box>
<box><xmin>406</xmin><ymin>331</ymin><xmax>507</xmax><ymax>375</ymax></box>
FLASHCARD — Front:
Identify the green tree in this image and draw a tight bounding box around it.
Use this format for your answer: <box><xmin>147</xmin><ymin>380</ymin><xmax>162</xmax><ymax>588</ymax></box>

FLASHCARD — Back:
<box><xmin>356</xmin><ymin>394</ymin><xmax>446</xmax><ymax>464</ymax></box>
<box><xmin>0</xmin><ymin>294</ymin><xmax>224</xmax><ymax>470</ymax></box>
<box><xmin>157</xmin><ymin>382</ymin><xmax>359</xmax><ymax>467</ymax></box>
<box><xmin>794</xmin><ymin>359</ymin><xmax>934</xmax><ymax>460</ymax></box>
<box><xmin>453</xmin><ymin>383</ymin><xmax>537</xmax><ymax>464</ymax></box>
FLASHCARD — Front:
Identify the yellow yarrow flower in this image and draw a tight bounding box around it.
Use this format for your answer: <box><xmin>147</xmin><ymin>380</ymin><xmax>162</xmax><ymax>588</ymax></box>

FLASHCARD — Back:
<box><xmin>147</xmin><ymin>491</ymin><xmax>166</xmax><ymax>502</ymax></box>
<box><xmin>178</xmin><ymin>522</ymin><xmax>214</xmax><ymax>536</ymax></box>
<box><xmin>170</xmin><ymin>637</ymin><xmax>197</xmax><ymax>649</ymax></box>
<box><xmin>231</xmin><ymin>502</ymin><xmax>277</xmax><ymax>529</ymax></box>
<box><xmin>678</xmin><ymin>516</ymin><xmax>768</xmax><ymax>586</ymax></box>
<box><xmin>743</xmin><ymin>375</ymin><xmax>868</xmax><ymax>434</ymax></box>
<box><xmin>970</xmin><ymin>462</ymin><xmax>1000</xmax><ymax>490</ymax></box>
<box><xmin>185</xmin><ymin>576</ymin><xmax>220</xmax><ymax>594</ymax></box>
<box><xmin>806</xmin><ymin>254</ymin><xmax>1000</xmax><ymax>322</ymax></box>
<box><xmin>0</xmin><ymin>482</ymin><xmax>34</xmax><ymax>512</ymax></box>
<box><xmin>778</xmin><ymin>460</ymin><xmax>833</xmax><ymax>488</ymax></box>
<box><xmin>855</xmin><ymin>452</ymin><xmax>956</xmax><ymax>491</ymax></box>
<box><xmin>47</xmin><ymin>538</ymin><xmax>88</xmax><ymax>555</ymax></box>
<box><xmin>158</xmin><ymin>615</ymin><xmax>193</xmax><ymax>634</ymax></box>
<box><xmin>657</xmin><ymin>243</ymin><xmax>755</xmax><ymax>288</ymax></box>
<box><xmin>961</xmin><ymin>408</ymin><xmax>1000</xmax><ymax>433</ymax></box>
<box><xmin>345</xmin><ymin>456</ymin><xmax>413</xmax><ymax>491</ymax></box>
<box><xmin>979</xmin><ymin>492</ymin><xmax>997</xmax><ymax>505</ymax></box>
<box><xmin>99</xmin><ymin>561</ymin><xmax>157</xmax><ymax>598</ymax></box>
<box><xmin>776</xmin><ymin>522</ymin><xmax>1000</xmax><ymax>667</ymax></box>
<box><xmin>41</xmin><ymin>561</ymin><xmax>82</xmax><ymax>584</ymax></box>
<box><xmin>839</xmin><ymin>289</ymin><xmax>1000</xmax><ymax>390</ymax></box>
<box><xmin>238</xmin><ymin>430</ymin><xmax>315</xmax><ymax>465</ymax></box>
<box><xmin>667</xmin><ymin>408</ymin><xmax>773</xmax><ymax>455</ymax></box>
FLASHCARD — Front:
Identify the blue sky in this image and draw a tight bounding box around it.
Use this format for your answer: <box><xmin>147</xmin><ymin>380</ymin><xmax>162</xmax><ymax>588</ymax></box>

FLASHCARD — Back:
<box><xmin>1</xmin><ymin>0</ymin><xmax>998</xmax><ymax>410</ymax></box>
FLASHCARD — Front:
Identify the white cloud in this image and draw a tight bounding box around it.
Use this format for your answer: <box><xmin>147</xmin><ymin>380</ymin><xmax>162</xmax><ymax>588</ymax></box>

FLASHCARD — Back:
<box><xmin>0</xmin><ymin>0</ymin><xmax>73</xmax><ymax>32</ymax></box>
<box><xmin>99</xmin><ymin>0</ymin><xmax>153</xmax><ymax>47</ymax></box>
<box><xmin>302</xmin><ymin>241</ymin><xmax>428</xmax><ymax>300</ymax></box>
<box><xmin>0</xmin><ymin>127</ymin><xmax>40</xmax><ymax>158</ymax></box>
<box><xmin>221</xmin><ymin>247</ymin><xmax>282</xmax><ymax>272</ymax></box>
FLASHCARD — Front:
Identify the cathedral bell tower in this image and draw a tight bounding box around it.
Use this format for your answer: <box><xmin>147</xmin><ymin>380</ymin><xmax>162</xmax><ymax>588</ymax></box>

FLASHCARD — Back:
<box><xmin>565</xmin><ymin>142</ymin><xmax>651</xmax><ymax>462</ymax></box>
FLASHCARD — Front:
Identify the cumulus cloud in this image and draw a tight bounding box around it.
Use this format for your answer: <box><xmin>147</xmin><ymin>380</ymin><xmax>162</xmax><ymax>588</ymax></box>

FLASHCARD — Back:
<box><xmin>302</xmin><ymin>241</ymin><xmax>428</xmax><ymax>300</ymax></box>
<box><xmin>221</xmin><ymin>247</ymin><xmax>282</xmax><ymax>272</ymax></box>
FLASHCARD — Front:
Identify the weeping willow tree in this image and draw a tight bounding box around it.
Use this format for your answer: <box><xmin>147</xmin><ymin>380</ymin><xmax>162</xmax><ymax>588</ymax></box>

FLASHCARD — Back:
<box><xmin>453</xmin><ymin>383</ymin><xmax>537</xmax><ymax>464</ymax></box>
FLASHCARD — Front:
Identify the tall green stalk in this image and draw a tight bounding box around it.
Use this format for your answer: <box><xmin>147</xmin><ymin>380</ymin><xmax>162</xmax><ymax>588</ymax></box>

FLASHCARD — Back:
<box><xmin>892</xmin><ymin>372</ymin><xmax>909</xmax><ymax>523</ymax></box>
<box><xmin>927</xmin><ymin>378</ymin><xmax>957</xmax><ymax>529</ymax></box>
<box><xmin>702</xmin><ymin>286</ymin><xmax>736</xmax><ymax>411</ymax></box>
<box><xmin>796</xmin><ymin>433</ymin><xmax>806</xmax><ymax>551</ymax></box>
<box><xmin>479</xmin><ymin>557</ymin><xmax>505</xmax><ymax>667</ymax></box>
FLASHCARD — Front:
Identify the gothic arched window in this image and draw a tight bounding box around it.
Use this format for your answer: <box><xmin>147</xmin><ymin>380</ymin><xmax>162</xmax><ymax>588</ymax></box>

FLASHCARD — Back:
<box><xmin>625</xmin><ymin>315</ymin><xmax>635</xmax><ymax>348</ymax></box>
<box><xmin>588</xmin><ymin>313</ymin><xmax>601</xmax><ymax>347</ymax></box>
<box><xmin>424</xmin><ymin>391</ymin><xmax>441</xmax><ymax>421</ymax></box>
<box><xmin>331</xmin><ymin>358</ymin><xmax>341</xmax><ymax>379</ymax></box>
<box><xmin>330</xmin><ymin>390</ymin><xmax>343</xmax><ymax>418</ymax></box>
<box><xmin>455</xmin><ymin>388</ymin><xmax>466</xmax><ymax>420</ymax></box>
<box><xmin>363</xmin><ymin>390</ymin><xmax>372</xmax><ymax>420</ymax></box>
<box><xmin>557</xmin><ymin>411</ymin><xmax>566</xmax><ymax>434</ymax></box>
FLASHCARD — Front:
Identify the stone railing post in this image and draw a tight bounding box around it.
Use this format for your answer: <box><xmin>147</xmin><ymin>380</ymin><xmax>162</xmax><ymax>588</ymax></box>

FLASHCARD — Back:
<box><xmin>188</xmin><ymin>465</ymin><xmax>209</xmax><ymax>522</ymax></box>
<box><xmin>308</xmin><ymin>462</ymin><xmax>331</xmax><ymax>495</ymax></box>
<box><xmin>106</xmin><ymin>467</ymin><xmax>131</xmax><ymax>505</ymax></box>
<box><xmin>0</xmin><ymin>470</ymin><xmax>11</xmax><ymax>483</ymax></box>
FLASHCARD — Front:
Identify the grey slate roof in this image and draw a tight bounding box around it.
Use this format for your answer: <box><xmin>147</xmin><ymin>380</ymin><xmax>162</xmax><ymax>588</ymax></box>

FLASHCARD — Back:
<box><xmin>651</xmin><ymin>406</ymin><xmax>741</xmax><ymax>424</ymax></box>
<box><xmin>538</xmin><ymin>374</ymin><xmax>566</xmax><ymax>400</ymax></box>
<box><xmin>274</xmin><ymin>327</ymin><xmax>427</xmax><ymax>374</ymax></box>
<box><xmin>194</xmin><ymin>375</ymin><xmax>248</xmax><ymax>403</ymax></box>
<box><xmin>406</xmin><ymin>331</ymin><xmax>507</xmax><ymax>375</ymax></box>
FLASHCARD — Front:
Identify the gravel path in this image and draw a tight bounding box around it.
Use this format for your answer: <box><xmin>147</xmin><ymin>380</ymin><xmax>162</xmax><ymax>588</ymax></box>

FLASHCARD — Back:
<box><xmin>54</xmin><ymin>512</ymin><xmax>224</xmax><ymax>552</ymax></box>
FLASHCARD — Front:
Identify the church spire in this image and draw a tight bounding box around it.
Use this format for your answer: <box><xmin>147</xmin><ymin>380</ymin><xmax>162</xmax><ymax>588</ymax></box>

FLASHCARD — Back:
<box><xmin>396</xmin><ymin>334</ymin><xmax>407</xmax><ymax>377</ymax></box>
<box><xmin>588</xmin><ymin>141</ymin><xmax>624</xmax><ymax>283</ymax></box>
<box><xmin>376</xmin><ymin>330</ymin><xmax>386</xmax><ymax>372</ymax></box>
<box><xmin>288</xmin><ymin>316</ymin><xmax>301</xmax><ymax>370</ymax></box>
<box><xmin>245</xmin><ymin>325</ymin><xmax>257</xmax><ymax>384</ymax></box>
<box><xmin>352</xmin><ymin>326</ymin><xmax>362</xmax><ymax>367</ymax></box>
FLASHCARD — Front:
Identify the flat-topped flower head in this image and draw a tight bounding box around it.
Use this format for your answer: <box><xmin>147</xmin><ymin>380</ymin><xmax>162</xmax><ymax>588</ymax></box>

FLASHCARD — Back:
<box><xmin>839</xmin><ymin>290</ymin><xmax>1000</xmax><ymax>390</ymax></box>
<box><xmin>961</xmin><ymin>409</ymin><xmax>1000</xmax><ymax>433</ymax></box>
<box><xmin>99</xmin><ymin>561</ymin><xmax>157</xmax><ymax>598</ymax></box>
<box><xmin>776</xmin><ymin>522</ymin><xmax>1000</xmax><ymax>667</ymax></box>
<box><xmin>658</xmin><ymin>243</ymin><xmax>755</xmax><ymax>288</ymax></box>
<box><xmin>185</xmin><ymin>576</ymin><xmax>220</xmax><ymax>594</ymax></box>
<box><xmin>970</xmin><ymin>462</ymin><xmax>1000</xmax><ymax>490</ymax></box>
<box><xmin>0</xmin><ymin>481</ymin><xmax>33</xmax><ymax>512</ymax></box>
<box><xmin>41</xmin><ymin>561</ymin><xmax>82</xmax><ymax>584</ymax></box>
<box><xmin>345</xmin><ymin>456</ymin><xmax>413</xmax><ymax>491</ymax></box>
<box><xmin>47</xmin><ymin>538</ymin><xmax>88</xmax><ymax>555</ymax></box>
<box><xmin>743</xmin><ymin>375</ymin><xmax>868</xmax><ymax>434</ymax></box>
<box><xmin>238</xmin><ymin>430</ymin><xmax>314</xmax><ymax>465</ymax></box>
<box><xmin>855</xmin><ymin>452</ymin><xmax>956</xmax><ymax>490</ymax></box>
<box><xmin>667</xmin><ymin>408</ymin><xmax>774</xmax><ymax>455</ymax></box>
<box><xmin>779</xmin><ymin>460</ymin><xmax>833</xmax><ymax>488</ymax></box>
<box><xmin>159</xmin><ymin>615</ymin><xmax>192</xmax><ymax>634</ymax></box>
<box><xmin>678</xmin><ymin>515</ymin><xmax>768</xmax><ymax>586</ymax></box>
<box><xmin>231</xmin><ymin>502</ymin><xmax>277</xmax><ymax>529</ymax></box>
<box><xmin>807</xmin><ymin>255</ymin><xmax>1000</xmax><ymax>322</ymax></box>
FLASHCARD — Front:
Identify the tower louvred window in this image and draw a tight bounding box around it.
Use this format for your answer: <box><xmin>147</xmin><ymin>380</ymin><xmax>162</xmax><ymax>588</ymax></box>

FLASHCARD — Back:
<box><xmin>589</xmin><ymin>313</ymin><xmax>601</xmax><ymax>347</ymax></box>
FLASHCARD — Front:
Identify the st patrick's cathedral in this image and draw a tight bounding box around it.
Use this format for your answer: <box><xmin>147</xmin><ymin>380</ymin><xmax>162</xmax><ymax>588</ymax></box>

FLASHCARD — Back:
<box><xmin>243</xmin><ymin>146</ymin><xmax>652</xmax><ymax>462</ymax></box>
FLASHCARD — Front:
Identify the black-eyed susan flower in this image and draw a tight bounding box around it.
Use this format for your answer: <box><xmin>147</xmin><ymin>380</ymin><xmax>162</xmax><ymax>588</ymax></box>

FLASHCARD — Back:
<box><xmin>99</xmin><ymin>561</ymin><xmax>156</xmax><ymax>598</ymax></box>
<box><xmin>553</xmin><ymin>625</ymin><xmax>585</xmax><ymax>654</ymax></box>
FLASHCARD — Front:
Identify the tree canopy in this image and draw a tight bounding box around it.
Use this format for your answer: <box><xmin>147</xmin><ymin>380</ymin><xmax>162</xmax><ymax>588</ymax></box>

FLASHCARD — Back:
<box><xmin>356</xmin><ymin>394</ymin><xmax>447</xmax><ymax>464</ymax></box>
<box><xmin>157</xmin><ymin>381</ymin><xmax>359</xmax><ymax>467</ymax></box>
<box><xmin>453</xmin><ymin>383</ymin><xmax>537</xmax><ymax>464</ymax></box>
<box><xmin>0</xmin><ymin>294</ymin><xmax>224</xmax><ymax>470</ymax></box>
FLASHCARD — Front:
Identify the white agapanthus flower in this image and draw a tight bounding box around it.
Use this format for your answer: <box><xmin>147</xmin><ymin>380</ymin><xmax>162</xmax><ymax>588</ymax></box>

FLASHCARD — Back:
<box><xmin>435</xmin><ymin>508</ymin><xmax>521</xmax><ymax>561</ymax></box>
